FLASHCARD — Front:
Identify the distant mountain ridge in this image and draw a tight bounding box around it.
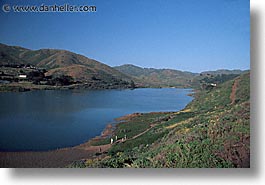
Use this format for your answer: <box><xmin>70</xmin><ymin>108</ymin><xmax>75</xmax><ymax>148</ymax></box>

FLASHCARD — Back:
<box><xmin>0</xmin><ymin>43</ymin><xmax>247</xmax><ymax>89</ymax></box>
<box><xmin>114</xmin><ymin>64</ymin><xmax>197</xmax><ymax>88</ymax></box>
<box><xmin>201</xmin><ymin>69</ymin><xmax>246</xmax><ymax>75</ymax></box>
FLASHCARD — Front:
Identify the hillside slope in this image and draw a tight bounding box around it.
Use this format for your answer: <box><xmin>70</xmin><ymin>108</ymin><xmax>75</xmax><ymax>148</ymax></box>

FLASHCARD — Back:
<box><xmin>201</xmin><ymin>69</ymin><xmax>246</xmax><ymax>75</ymax></box>
<box><xmin>0</xmin><ymin>43</ymin><xmax>134</xmax><ymax>88</ymax></box>
<box><xmin>114</xmin><ymin>64</ymin><xmax>245</xmax><ymax>88</ymax></box>
<box><xmin>114</xmin><ymin>64</ymin><xmax>197</xmax><ymax>88</ymax></box>
<box><xmin>75</xmin><ymin>72</ymin><xmax>250</xmax><ymax>168</ymax></box>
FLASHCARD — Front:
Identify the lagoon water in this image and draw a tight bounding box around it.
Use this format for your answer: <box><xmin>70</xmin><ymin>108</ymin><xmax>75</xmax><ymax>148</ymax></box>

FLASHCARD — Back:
<box><xmin>0</xmin><ymin>88</ymin><xmax>193</xmax><ymax>151</ymax></box>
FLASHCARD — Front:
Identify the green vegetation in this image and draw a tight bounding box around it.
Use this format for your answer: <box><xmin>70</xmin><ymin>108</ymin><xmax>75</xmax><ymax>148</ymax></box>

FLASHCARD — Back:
<box><xmin>90</xmin><ymin>138</ymin><xmax>110</xmax><ymax>146</ymax></box>
<box><xmin>1</xmin><ymin>43</ymin><xmax>249</xmax><ymax>168</ymax></box>
<box><xmin>1</xmin><ymin>43</ymin><xmax>246</xmax><ymax>91</ymax></box>
<box><xmin>235</xmin><ymin>73</ymin><xmax>250</xmax><ymax>103</ymax></box>
<box><xmin>114</xmin><ymin>64</ymin><xmax>246</xmax><ymax>88</ymax></box>
<box><xmin>0</xmin><ymin>43</ymin><xmax>250</xmax><ymax>168</ymax></box>
<box><xmin>114</xmin><ymin>64</ymin><xmax>196</xmax><ymax>88</ymax></box>
<box><xmin>70</xmin><ymin>72</ymin><xmax>250</xmax><ymax>168</ymax></box>
<box><xmin>0</xmin><ymin>43</ymin><xmax>136</xmax><ymax>91</ymax></box>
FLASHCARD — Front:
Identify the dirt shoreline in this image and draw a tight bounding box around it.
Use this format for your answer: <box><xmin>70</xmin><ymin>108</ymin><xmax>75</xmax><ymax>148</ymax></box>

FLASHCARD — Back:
<box><xmin>0</xmin><ymin>122</ymin><xmax>115</xmax><ymax>168</ymax></box>
<box><xmin>0</xmin><ymin>111</ymin><xmax>179</xmax><ymax>168</ymax></box>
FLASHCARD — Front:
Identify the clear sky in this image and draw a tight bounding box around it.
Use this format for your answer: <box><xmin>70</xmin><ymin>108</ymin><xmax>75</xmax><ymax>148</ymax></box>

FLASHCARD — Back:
<box><xmin>0</xmin><ymin>0</ymin><xmax>249</xmax><ymax>72</ymax></box>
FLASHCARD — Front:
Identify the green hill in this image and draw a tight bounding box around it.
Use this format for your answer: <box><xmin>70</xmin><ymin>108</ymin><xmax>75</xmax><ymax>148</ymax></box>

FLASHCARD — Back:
<box><xmin>201</xmin><ymin>69</ymin><xmax>246</xmax><ymax>75</ymax></box>
<box><xmin>73</xmin><ymin>72</ymin><xmax>250</xmax><ymax>168</ymax></box>
<box><xmin>1</xmin><ymin>43</ymin><xmax>245</xmax><ymax>90</ymax></box>
<box><xmin>0</xmin><ymin>43</ymin><xmax>135</xmax><ymax>89</ymax></box>
<box><xmin>114</xmin><ymin>64</ymin><xmax>245</xmax><ymax>88</ymax></box>
<box><xmin>114</xmin><ymin>64</ymin><xmax>197</xmax><ymax>88</ymax></box>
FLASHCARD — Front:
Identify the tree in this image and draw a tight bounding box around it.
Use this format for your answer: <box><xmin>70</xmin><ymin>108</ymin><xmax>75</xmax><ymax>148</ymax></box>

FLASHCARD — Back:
<box><xmin>49</xmin><ymin>75</ymin><xmax>74</xmax><ymax>86</ymax></box>
<box><xmin>130</xmin><ymin>80</ymin><xmax>136</xmax><ymax>89</ymax></box>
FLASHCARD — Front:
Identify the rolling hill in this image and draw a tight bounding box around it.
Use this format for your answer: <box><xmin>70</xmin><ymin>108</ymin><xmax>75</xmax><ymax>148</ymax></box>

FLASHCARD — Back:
<box><xmin>201</xmin><ymin>69</ymin><xmax>245</xmax><ymax>75</ymax></box>
<box><xmin>114</xmin><ymin>64</ymin><xmax>245</xmax><ymax>88</ymax></box>
<box><xmin>0</xmin><ymin>43</ymin><xmax>246</xmax><ymax>90</ymax></box>
<box><xmin>114</xmin><ymin>64</ymin><xmax>197</xmax><ymax>88</ymax></box>
<box><xmin>0</xmin><ymin>43</ymin><xmax>134</xmax><ymax>89</ymax></box>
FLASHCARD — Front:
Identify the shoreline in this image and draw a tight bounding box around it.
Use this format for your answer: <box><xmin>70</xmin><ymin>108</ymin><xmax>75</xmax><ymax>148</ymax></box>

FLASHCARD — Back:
<box><xmin>0</xmin><ymin>83</ymin><xmax>135</xmax><ymax>93</ymax></box>
<box><xmin>0</xmin><ymin>89</ymin><xmax>193</xmax><ymax>167</ymax></box>
<box><xmin>0</xmin><ymin>82</ymin><xmax>193</xmax><ymax>93</ymax></box>
<box><xmin>0</xmin><ymin>110</ymin><xmax>180</xmax><ymax>168</ymax></box>
<box><xmin>0</xmin><ymin>121</ymin><xmax>116</xmax><ymax>168</ymax></box>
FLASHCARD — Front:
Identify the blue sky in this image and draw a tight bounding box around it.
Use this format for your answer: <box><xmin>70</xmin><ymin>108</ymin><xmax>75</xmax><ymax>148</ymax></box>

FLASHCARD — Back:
<box><xmin>0</xmin><ymin>0</ymin><xmax>249</xmax><ymax>72</ymax></box>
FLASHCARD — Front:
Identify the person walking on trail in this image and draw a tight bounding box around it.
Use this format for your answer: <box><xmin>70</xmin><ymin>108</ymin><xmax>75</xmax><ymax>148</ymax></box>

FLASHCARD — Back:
<box><xmin>115</xmin><ymin>135</ymin><xmax>118</xmax><ymax>141</ymax></box>
<box><xmin>110</xmin><ymin>138</ymin><xmax>113</xmax><ymax>144</ymax></box>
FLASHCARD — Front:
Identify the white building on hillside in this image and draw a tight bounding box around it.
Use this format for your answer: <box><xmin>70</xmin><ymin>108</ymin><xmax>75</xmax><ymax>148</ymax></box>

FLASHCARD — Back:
<box><xmin>18</xmin><ymin>74</ymin><xmax>27</xmax><ymax>78</ymax></box>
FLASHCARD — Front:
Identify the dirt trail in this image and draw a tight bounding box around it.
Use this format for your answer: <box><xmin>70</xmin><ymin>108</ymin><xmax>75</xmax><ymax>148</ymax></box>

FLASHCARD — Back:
<box><xmin>230</xmin><ymin>78</ymin><xmax>239</xmax><ymax>104</ymax></box>
<box><xmin>123</xmin><ymin>116</ymin><xmax>173</xmax><ymax>141</ymax></box>
<box><xmin>118</xmin><ymin>119</ymin><xmax>168</xmax><ymax>143</ymax></box>
<box><xmin>127</xmin><ymin>124</ymin><xmax>157</xmax><ymax>141</ymax></box>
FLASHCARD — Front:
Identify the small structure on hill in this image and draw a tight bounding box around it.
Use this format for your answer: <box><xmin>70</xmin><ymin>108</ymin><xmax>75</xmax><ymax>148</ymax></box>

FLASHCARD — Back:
<box><xmin>18</xmin><ymin>74</ymin><xmax>27</xmax><ymax>78</ymax></box>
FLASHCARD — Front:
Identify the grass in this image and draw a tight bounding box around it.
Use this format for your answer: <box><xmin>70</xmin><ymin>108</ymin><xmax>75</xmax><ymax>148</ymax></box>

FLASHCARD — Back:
<box><xmin>108</xmin><ymin>127</ymin><xmax>168</xmax><ymax>155</ymax></box>
<box><xmin>90</xmin><ymin>138</ymin><xmax>110</xmax><ymax>146</ymax></box>
<box><xmin>113</xmin><ymin>113</ymin><xmax>170</xmax><ymax>140</ymax></box>
<box><xmin>69</xmin><ymin>72</ymin><xmax>250</xmax><ymax>168</ymax></box>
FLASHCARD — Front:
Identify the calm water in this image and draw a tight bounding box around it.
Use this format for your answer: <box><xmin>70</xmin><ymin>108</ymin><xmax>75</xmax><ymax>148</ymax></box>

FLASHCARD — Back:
<box><xmin>0</xmin><ymin>88</ymin><xmax>193</xmax><ymax>151</ymax></box>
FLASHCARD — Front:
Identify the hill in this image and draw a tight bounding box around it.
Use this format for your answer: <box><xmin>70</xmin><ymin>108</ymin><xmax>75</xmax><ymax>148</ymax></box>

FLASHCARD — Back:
<box><xmin>114</xmin><ymin>64</ymin><xmax>197</xmax><ymax>88</ymax></box>
<box><xmin>0</xmin><ymin>43</ymin><xmax>246</xmax><ymax>90</ymax></box>
<box><xmin>0</xmin><ymin>43</ymin><xmax>135</xmax><ymax>90</ymax></box>
<box><xmin>201</xmin><ymin>69</ymin><xmax>245</xmax><ymax>75</ymax></box>
<box><xmin>72</xmin><ymin>72</ymin><xmax>250</xmax><ymax>168</ymax></box>
<box><xmin>114</xmin><ymin>64</ymin><xmax>245</xmax><ymax>88</ymax></box>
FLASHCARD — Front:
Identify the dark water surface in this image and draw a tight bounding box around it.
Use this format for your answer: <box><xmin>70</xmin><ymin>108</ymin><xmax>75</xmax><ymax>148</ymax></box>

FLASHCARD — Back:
<box><xmin>0</xmin><ymin>88</ymin><xmax>193</xmax><ymax>151</ymax></box>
